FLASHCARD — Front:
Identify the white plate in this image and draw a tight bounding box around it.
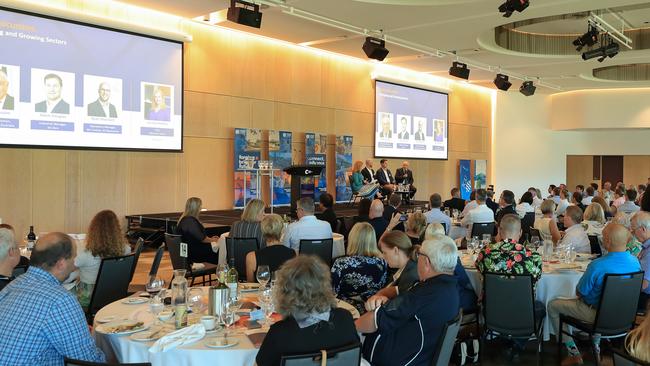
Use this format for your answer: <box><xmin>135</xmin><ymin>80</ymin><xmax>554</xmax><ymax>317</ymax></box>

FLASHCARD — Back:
<box><xmin>96</xmin><ymin>315</ymin><xmax>117</xmax><ymax>324</ymax></box>
<box><xmin>130</xmin><ymin>329</ymin><xmax>167</xmax><ymax>342</ymax></box>
<box><xmin>122</xmin><ymin>297</ymin><xmax>148</xmax><ymax>305</ymax></box>
<box><xmin>204</xmin><ymin>338</ymin><xmax>239</xmax><ymax>348</ymax></box>
<box><xmin>96</xmin><ymin>321</ymin><xmax>149</xmax><ymax>335</ymax></box>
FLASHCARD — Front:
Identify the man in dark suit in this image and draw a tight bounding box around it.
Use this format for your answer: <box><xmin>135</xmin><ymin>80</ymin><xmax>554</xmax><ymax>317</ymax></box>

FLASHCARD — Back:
<box><xmin>316</xmin><ymin>193</ymin><xmax>337</xmax><ymax>232</ymax></box>
<box><xmin>87</xmin><ymin>82</ymin><xmax>118</xmax><ymax>118</ymax></box>
<box><xmin>443</xmin><ymin>188</ymin><xmax>466</xmax><ymax>212</ymax></box>
<box><xmin>375</xmin><ymin>159</ymin><xmax>395</xmax><ymax>196</ymax></box>
<box><xmin>34</xmin><ymin>73</ymin><xmax>69</xmax><ymax>114</ymax></box>
<box><xmin>397</xmin><ymin>117</ymin><xmax>410</xmax><ymax>140</ymax></box>
<box><xmin>0</xmin><ymin>70</ymin><xmax>14</xmax><ymax>111</ymax></box>
<box><xmin>361</xmin><ymin>159</ymin><xmax>376</xmax><ymax>184</ymax></box>
<box><xmin>495</xmin><ymin>190</ymin><xmax>517</xmax><ymax>225</ymax></box>
<box><xmin>395</xmin><ymin>161</ymin><xmax>417</xmax><ymax>202</ymax></box>
<box><xmin>414</xmin><ymin>120</ymin><xmax>425</xmax><ymax>141</ymax></box>
<box><xmin>486</xmin><ymin>190</ymin><xmax>500</xmax><ymax>214</ymax></box>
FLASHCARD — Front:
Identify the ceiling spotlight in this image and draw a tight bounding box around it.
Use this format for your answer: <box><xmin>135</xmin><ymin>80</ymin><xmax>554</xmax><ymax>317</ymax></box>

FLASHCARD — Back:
<box><xmin>498</xmin><ymin>0</ymin><xmax>530</xmax><ymax>17</ymax></box>
<box><xmin>519</xmin><ymin>81</ymin><xmax>536</xmax><ymax>96</ymax></box>
<box><xmin>449</xmin><ymin>61</ymin><xmax>470</xmax><ymax>80</ymax></box>
<box><xmin>362</xmin><ymin>37</ymin><xmax>389</xmax><ymax>61</ymax></box>
<box><xmin>582</xmin><ymin>35</ymin><xmax>619</xmax><ymax>62</ymax></box>
<box><xmin>227</xmin><ymin>0</ymin><xmax>263</xmax><ymax>28</ymax></box>
<box><xmin>573</xmin><ymin>25</ymin><xmax>599</xmax><ymax>52</ymax></box>
<box><xmin>493</xmin><ymin>73</ymin><xmax>512</xmax><ymax>91</ymax></box>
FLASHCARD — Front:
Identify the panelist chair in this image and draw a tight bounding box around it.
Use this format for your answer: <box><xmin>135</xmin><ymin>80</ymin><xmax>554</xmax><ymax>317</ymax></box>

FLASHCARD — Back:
<box><xmin>347</xmin><ymin>174</ymin><xmax>360</xmax><ymax>206</ymax></box>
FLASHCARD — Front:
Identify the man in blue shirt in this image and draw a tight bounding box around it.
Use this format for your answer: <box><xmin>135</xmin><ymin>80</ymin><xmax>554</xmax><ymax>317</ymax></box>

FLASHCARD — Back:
<box><xmin>424</xmin><ymin>193</ymin><xmax>451</xmax><ymax>235</ymax></box>
<box><xmin>548</xmin><ymin>223</ymin><xmax>641</xmax><ymax>365</ymax></box>
<box><xmin>0</xmin><ymin>232</ymin><xmax>105</xmax><ymax>366</ymax></box>
<box><xmin>631</xmin><ymin>211</ymin><xmax>650</xmax><ymax>310</ymax></box>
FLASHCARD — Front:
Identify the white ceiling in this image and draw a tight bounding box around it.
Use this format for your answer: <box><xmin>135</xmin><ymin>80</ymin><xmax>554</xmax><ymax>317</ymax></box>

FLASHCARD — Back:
<box><xmin>119</xmin><ymin>0</ymin><xmax>650</xmax><ymax>93</ymax></box>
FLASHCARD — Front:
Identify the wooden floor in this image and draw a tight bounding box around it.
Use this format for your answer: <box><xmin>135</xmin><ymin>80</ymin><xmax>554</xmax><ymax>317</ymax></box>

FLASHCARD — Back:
<box><xmin>131</xmin><ymin>247</ymin><xmax>174</xmax><ymax>287</ymax></box>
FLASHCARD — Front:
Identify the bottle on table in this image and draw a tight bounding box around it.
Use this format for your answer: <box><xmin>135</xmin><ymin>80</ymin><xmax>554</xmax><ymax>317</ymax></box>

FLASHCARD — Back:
<box><xmin>27</xmin><ymin>226</ymin><xmax>36</xmax><ymax>251</ymax></box>
<box><xmin>171</xmin><ymin>269</ymin><xmax>188</xmax><ymax>329</ymax></box>
<box><xmin>226</xmin><ymin>258</ymin><xmax>238</xmax><ymax>301</ymax></box>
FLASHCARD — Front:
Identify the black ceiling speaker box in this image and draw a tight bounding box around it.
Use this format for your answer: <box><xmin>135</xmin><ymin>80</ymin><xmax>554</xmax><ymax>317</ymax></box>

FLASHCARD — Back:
<box><xmin>227</xmin><ymin>0</ymin><xmax>263</xmax><ymax>29</ymax></box>
<box><xmin>519</xmin><ymin>81</ymin><xmax>536</xmax><ymax>96</ymax></box>
<box><xmin>362</xmin><ymin>37</ymin><xmax>389</xmax><ymax>61</ymax></box>
<box><xmin>493</xmin><ymin>73</ymin><xmax>512</xmax><ymax>91</ymax></box>
<box><xmin>449</xmin><ymin>61</ymin><xmax>470</xmax><ymax>80</ymax></box>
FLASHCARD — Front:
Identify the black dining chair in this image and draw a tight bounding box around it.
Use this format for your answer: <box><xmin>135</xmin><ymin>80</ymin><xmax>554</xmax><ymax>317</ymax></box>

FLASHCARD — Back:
<box><xmin>165</xmin><ymin>233</ymin><xmax>217</xmax><ymax>286</ymax></box>
<box><xmin>588</xmin><ymin>235</ymin><xmax>603</xmax><ymax>256</ymax></box>
<box><xmin>65</xmin><ymin>358</ymin><xmax>151</xmax><ymax>366</ymax></box>
<box><xmin>471</xmin><ymin>222</ymin><xmax>495</xmax><ymax>240</ymax></box>
<box><xmin>299</xmin><ymin>238</ymin><xmax>334</xmax><ymax>266</ymax></box>
<box><xmin>612</xmin><ymin>348</ymin><xmax>650</xmax><ymax>366</ymax></box>
<box><xmin>128</xmin><ymin>237</ymin><xmax>145</xmax><ymax>282</ymax></box>
<box><xmin>226</xmin><ymin>237</ymin><xmax>259</xmax><ymax>281</ymax></box>
<box><xmin>280</xmin><ymin>342</ymin><xmax>361</xmax><ymax>366</ymax></box>
<box><xmin>432</xmin><ymin>310</ymin><xmax>463</xmax><ymax>366</ymax></box>
<box><xmin>127</xmin><ymin>243</ymin><xmax>166</xmax><ymax>294</ymax></box>
<box><xmin>558</xmin><ymin>271</ymin><xmax>644</xmax><ymax>365</ymax></box>
<box><xmin>86</xmin><ymin>253</ymin><xmax>136</xmax><ymax>324</ymax></box>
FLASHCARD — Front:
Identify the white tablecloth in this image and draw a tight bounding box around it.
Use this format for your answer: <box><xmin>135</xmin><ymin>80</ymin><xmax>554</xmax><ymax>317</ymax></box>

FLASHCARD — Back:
<box><xmin>461</xmin><ymin>253</ymin><xmax>585</xmax><ymax>340</ymax></box>
<box><xmin>215</xmin><ymin>232</ymin><xmax>345</xmax><ymax>266</ymax></box>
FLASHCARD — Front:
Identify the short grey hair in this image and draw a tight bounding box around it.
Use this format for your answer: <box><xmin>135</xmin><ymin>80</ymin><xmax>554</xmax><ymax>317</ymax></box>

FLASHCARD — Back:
<box><xmin>0</xmin><ymin>228</ymin><xmax>16</xmax><ymax>261</ymax></box>
<box><xmin>421</xmin><ymin>235</ymin><xmax>457</xmax><ymax>273</ymax></box>
<box><xmin>297</xmin><ymin>197</ymin><xmax>315</xmax><ymax>215</ymax></box>
<box><xmin>633</xmin><ymin>211</ymin><xmax>650</xmax><ymax>230</ymax></box>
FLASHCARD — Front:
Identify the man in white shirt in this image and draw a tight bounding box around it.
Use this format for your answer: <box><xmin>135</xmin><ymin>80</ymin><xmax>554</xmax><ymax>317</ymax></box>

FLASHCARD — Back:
<box><xmin>602</xmin><ymin>181</ymin><xmax>614</xmax><ymax>204</ymax></box>
<box><xmin>529</xmin><ymin>187</ymin><xmax>543</xmax><ymax>209</ymax></box>
<box><xmin>581</xmin><ymin>186</ymin><xmax>594</xmax><ymax>206</ymax></box>
<box><xmin>424</xmin><ymin>193</ymin><xmax>451</xmax><ymax>235</ymax></box>
<box><xmin>559</xmin><ymin>206</ymin><xmax>590</xmax><ymax>254</ymax></box>
<box><xmin>556</xmin><ymin>189</ymin><xmax>570</xmax><ymax>216</ymax></box>
<box><xmin>618</xmin><ymin>189</ymin><xmax>641</xmax><ymax>215</ymax></box>
<box><xmin>461</xmin><ymin>189</ymin><xmax>494</xmax><ymax>237</ymax></box>
<box><xmin>283</xmin><ymin>197</ymin><xmax>333</xmax><ymax>251</ymax></box>
<box><xmin>87</xmin><ymin>82</ymin><xmax>118</xmax><ymax>118</ymax></box>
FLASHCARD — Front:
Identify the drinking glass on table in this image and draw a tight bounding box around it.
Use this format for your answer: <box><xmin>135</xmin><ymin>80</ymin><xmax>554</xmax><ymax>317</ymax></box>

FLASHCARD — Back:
<box><xmin>452</xmin><ymin>209</ymin><xmax>459</xmax><ymax>220</ymax></box>
<box><xmin>145</xmin><ymin>277</ymin><xmax>165</xmax><ymax>296</ymax></box>
<box><xmin>149</xmin><ymin>293</ymin><xmax>165</xmax><ymax>326</ymax></box>
<box><xmin>187</xmin><ymin>287</ymin><xmax>205</xmax><ymax>316</ymax></box>
<box><xmin>222</xmin><ymin>300</ymin><xmax>238</xmax><ymax>343</ymax></box>
<box><xmin>257</xmin><ymin>265</ymin><xmax>271</xmax><ymax>290</ymax></box>
<box><xmin>481</xmin><ymin>234</ymin><xmax>491</xmax><ymax>247</ymax></box>
<box><xmin>530</xmin><ymin>236</ymin><xmax>541</xmax><ymax>251</ymax></box>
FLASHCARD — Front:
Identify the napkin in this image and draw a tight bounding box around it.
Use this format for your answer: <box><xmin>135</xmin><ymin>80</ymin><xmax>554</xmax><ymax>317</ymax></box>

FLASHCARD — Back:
<box><xmin>149</xmin><ymin>324</ymin><xmax>206</xmax><ymax>353</ymax></box>
<box><xmin>191</xmin><ymin>262</ymin><xmax>205</xmax><ymax>271</ymax></box>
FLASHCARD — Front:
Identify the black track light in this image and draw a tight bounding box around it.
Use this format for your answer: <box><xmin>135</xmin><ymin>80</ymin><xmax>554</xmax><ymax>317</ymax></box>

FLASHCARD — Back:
<box><xmin>573</xmin><ymin>25</ymin><xmax>599</xmax><ymax>52</ymax></box>
<box><xmin>449</xmin><ymin>61</ymin><xmax>470</xmax><ymax>80</ymax></box>
<box><xmin>519</xmin><ymin>81</ymin><xmax>536</xmax><ymax>96</ymax></box>
<box><xmin>498</xmin><ymin>0</ymin><xmax>529</xmax><ymax>17</ymax></box>
<box><xmin>582</xmin><ymin>35</ymin><xmax>619</xmax><ymax>62</ymax></box>
<box><xmin>493</xmin><ymin>74</ymin><xmax>512</xmax><ymax>91</ymax></box>
<box><xmin>227</xmin><ymin>0</ymin><xmax>263</xmax><ymax>28</ymax></box>
<box><xmin>362</xmin><ymin>37</ymin><xmax>389</xmax><ymax>61</ymax></box>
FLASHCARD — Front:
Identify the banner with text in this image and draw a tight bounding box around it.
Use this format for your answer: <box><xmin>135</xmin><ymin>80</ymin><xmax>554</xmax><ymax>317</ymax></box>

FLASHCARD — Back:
<box><xmin>459</xmin><ymin>159</ymin><xmax>472</xmax><ymax>201</ymax></box>
<box><xmin>305</xmin><ymin>132</ymin><xmax>327</xmax><ymax>201</ymax></box>
<box><xmin>269</xmin><ymin>130</ymin><xmax>292</xmax><ymax>206</ymax></box>
<box><xmin>335</xmin><ymin>135</ymin><xmax>353</xmax><ymax>203</ymax></box>
<box><xmin>233</xmin><ymin>128</ymin><xmax>261</xmax><ymax>208</ymax></box>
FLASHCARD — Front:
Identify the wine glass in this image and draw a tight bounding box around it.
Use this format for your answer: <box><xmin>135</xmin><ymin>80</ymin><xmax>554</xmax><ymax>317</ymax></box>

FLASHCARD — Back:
<box><xmin>530</xmin><ymin>235</ymin><xmax>541</xmax><ymax>251</ymax></box>
<box><xmin>257</xmin><ymin>265</ymin><xmax>271</xmax><ymax>289</ymax></box>
<box><xmin>187</xmin><ymin>287</ymin><xmax>205</xmax><ymax>315</ymax></box>
<box><xmin>481</xmin><ymin>234</ymin><xmax>491</xmax><ymax>247</ymax></box>
<box><xmin>149</xmin><ymin>293</ymin><xmax>165</xmax><ymax>326</ymax></box>
<box><xmin>145</xmin><ymin>277</ymin><xmax>164</xmax><ymax>296</ymax></box>
<box><xmin>222</xmin><ymin>300</ymin><xmax>237</xmax><ymax>344</ymax></box>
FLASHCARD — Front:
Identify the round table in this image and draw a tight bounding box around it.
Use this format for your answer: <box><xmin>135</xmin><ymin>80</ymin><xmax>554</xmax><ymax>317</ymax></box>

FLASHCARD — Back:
<box><xmin>94</xmin><ymin>287</ymin><xmax>360</xmax><ymax>365</ymax></box>
<box><xmin>460</xmin><ymin>252</ymin><xmax>588</xmax><ymax>341</ymax></box>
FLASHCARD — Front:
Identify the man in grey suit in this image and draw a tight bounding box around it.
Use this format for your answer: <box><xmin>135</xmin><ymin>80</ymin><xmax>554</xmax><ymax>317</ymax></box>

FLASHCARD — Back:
<box><xmin>34</xmin><ymin>73</ymin><xmax>69</xmax><ymax>114</ymax></box>
<box><xmin>0</xmin><ymin>70</ymin><xmax>14</xmax><ymax>111</ymax></box>
<box><xmin>87</xmin><ymin>82</ymin><xmax>117</xmax><ymax>118</ymax></box>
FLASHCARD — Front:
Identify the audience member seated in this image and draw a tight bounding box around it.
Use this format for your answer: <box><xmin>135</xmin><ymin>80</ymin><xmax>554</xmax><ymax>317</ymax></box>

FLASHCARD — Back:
<box><xmin>353</xmin><ymin>198</ymin><xmax>372</xmax><ymax>224</ymax></box>
<box><xmin>626</xmin><ymin>310</ymin><xmax>650</xmax><ymax>362</ymax></box>
<box><xmin>375</xmin><ymin>159</ymin><xmax>396</xmax><ymax>197</ymax></box>
<box><xmin>394</xmin><ymin>161</ymin><xmax>417</xmax><ymax>203</ymax></box>
<box><xmin>613</xmin><ymin>187</ymin><xmax>626</xmax><ymax>208</ymax></box>
<box><xmin>591</xmin><ymin>183</ymin><xmax>600</xmax><ymax>197</ymax></box>
<box><xmin>356</xmin><ymin>236</ymin><xmax>460</xmax><ymax>365</ymax></box>
<box><xmin>571</xmin><ymin>191</ymin><xmax>586</xmax><ymax>212</ymax></box>
<box><xmin>368</xmin><ymin>199</ymin><xmax>389</xmax><ymax>242</ymax></box>
<box><xmin>559</xmin><ymin>206</ymin><xmax>591</xmax><ymax>254</ymax></box>
<box><xmin>424</xmin><ymin>193</ymin><xmax>451</xmax><ymax>235</ymax></box>
<box><xmin>383</xmin><ymin>194</ymin><xmax>404</xmax><ymax>232</ymax></box>
<box><xmin>246</xmin><ymin>214</ymin><xmax>296</xmax><ymax>283</ymax></box>
<box><xmin>613</xmin><ymin>212</ymin><xmax>644</xmax><ymax>257</ymax></box>
<box><xmin>256</xmin><ymin>256</ymin><xmax>359</xmax><ymax>366</ymax></box>
<box><xmin>0</xmin><ymin>228</ymin><xmax>20</xmax><ymax>291</ymax></box>
<box><xmin>0</xmin><ymin>223</ymin><xmax>30</xmax><ymax>268</ymax></box>
<box><xmin>331</xmin><ymin>222</ymin><xmax>388</xmax><ymax>314</ymax></box>
<box><xmin>486</xmin><ymin>190</ymin><xmax>500</xmax><ymax>214</ymax></box>
<box><xmin>592</xmin><ymin>196</ymin><xmax>613</xmax><ymax>220</ymax></box>
<box><xmin>75</xmin><ymin>210</ymin><xmax>131</xmax><ymax>308</ymax></box>
<box><xmin>424</xmin><ymin>223</ymin><xmax>445</xmax><ymax>239</ymax></box>
<box><xmin>583</xmin><ymin>203</ymin><xmax>606</xmax><ymax>237</ymax></box>
<box><xmin>350</xmin><ymin>160</ymin><xmax>365</xmax><ymax>193</ymax></box>
<box><xmin>366</xmin><ymin>231</ymin><xmax>419</xmax><ymax>304</ymax></box>
<box><xmin>547</xmin><ymin>184</ymin><xmax>557</xmax><ymax>199</ymax></box>
<box><xmin>461</xmin><ymin>189</ymin><xmax>495</xmax><ymax>236</ymax></box>
<box><xmin>619</xmin><ymin>189</ymin><xmax>641</xmax><ymax>215</ymax></box>
<box><xmin>461</xmin><ymin>190</ymin><xmax>478</xmax><ymax>217</ymax></box>
<box><xmin>575</xmin><ymin>184</ymin><xmax>585</xmax><ymax>198</ymax></box>
<box><xmin>602</xmin><ymin>181</ymin><xmax>614</xmax><ymax>205</ymax></box>
<box><xmin>231</xmin><ymin>198</ymin><xmax>266</xmax><ymax>248</ymax></box>
<box><xmin>581</xmin><ymin>185</ymin><xmax>595</xmax><ymax>206</ymax></box>
<box><xmin>631</xmin><ymin>212</ymin><xmax>650</xmax><ymax>311</ymax></box>
<box><xmin>556</xmin><ymin>189</ymin><xmax>570</xmax><ymax>216</ymax></box>
<box><xmin>283</xmin><ymin>197</ymin><xmax>333</xmax><ymax>251</ymax></box>
<box><xmin>316</xmin><ymin>193</ymin><xmax>337</xmax><ymax>232</ymax></box>
<box><xmin>443</xmin><ymin>187</ymin><xmax>466</xmax><ymax>213</ymax></box>
<box><xmin>643</xmin><ymin>188</ymin><xmax>650</xmax><ymax>212</ymax></box>
<box><xmin>637</xmin><ymin>185</ymin><xmax>646</xmax><ymax>206</ymax></box>
<box><xmin>515</xmin><ymin>191</ymin><xmax>535</xmax><ymax>219</ymax></box>
<box><xmin>529</xmin><ymin>187</ymin><xmax>544</xmax><ymax>209</ymax></box>
<box><xmin>403</xmin><ymin>212</ymin><xmax>427</xmax><ymax>245</ymax></box>
<box><xmin>176</xmin><ymin>197</ymin><xmax>220</xmax><ymax>265</ymax></box>
<box><xmin>534</xmin><ymin>199</ymin><xmax>561</xmax><ymax>244</ymax></box>
<box><xmin>548</xmin><ymin>224</ymin><xmax>641</xmax><ymax>364</ymax></box>
<box><xmin>0</xmin><ymin>233</ymin><xmax>105</xmax><ymax>364</ymax></box>
<box><xmin>361</xmin><ymin>159</ymin><xmax>376</xmax><ymax>184</ymax></box>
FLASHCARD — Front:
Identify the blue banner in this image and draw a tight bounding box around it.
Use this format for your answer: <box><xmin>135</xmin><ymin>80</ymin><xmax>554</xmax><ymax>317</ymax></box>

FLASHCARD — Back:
<box><xmin>269</xmin><ymin>130</ymin><xmax>292</xmax><ymax>206</ymax></box>
<box><xmin>305</xmin><ymin>133</ymin><xmax>327</xmax><ymax>201</ymax></box>
<box><xmin>233</xmin><ymin>128</ymin><xmax>261</xmax><ymax>208</ymax></box>
<box><xmin>459</xmin><ymin>159</ymin><xmax>472</xmax><ymax>201</ymax></box>
<box><xmin>335</xmin><ymin>135</ymin><xmax>353</xmax><ymax>203</ymax></box>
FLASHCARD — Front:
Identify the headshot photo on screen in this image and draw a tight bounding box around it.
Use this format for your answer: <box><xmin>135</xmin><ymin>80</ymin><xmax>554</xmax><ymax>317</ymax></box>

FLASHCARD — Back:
<box><xmin>434</xmin><ymin>119</ymin><xmax>445</xmax><ymax>142</ymax></box>
<box><xmin>413</xmin><ymin>117</ymin><xmax>426</xmax><ymax>141</ymax></box>
<box><xmin>32</xmin><ymin>69</ymin><xmax>73</xmax><ymax>114</ymax></box>
<box><xmin>397</xmin><ymin>115</ymin><xmax>411</xmax><ymax>140</ymax></box>
<box><xmin>378</xmin><ymin>112</ymin><xmax>393</xmax><ymax>138</ymax></box>
<box><xmin>86</xmin><ymin>77</ymin><xmax>120</xmax><ymax>118</ymax></box>
<box><xmin>143</xmin><ymin>84</ymin><xmax>171</xmax><ymax>121</ymax></box>
<box><xmin>0</xmin><ymin>65</ymin><xmax>18</xmax><ymax>111</ymax></box>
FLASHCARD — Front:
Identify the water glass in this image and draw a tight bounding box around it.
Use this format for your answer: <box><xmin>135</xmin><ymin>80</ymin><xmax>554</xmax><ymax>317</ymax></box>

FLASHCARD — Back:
<box><xmin>257</xmin><ymin>265</ymin><xmax>271</xmax><ymax>289</ymax></box>
<box><xmin>481</xmin><ymin>234</ymin><xmax>491</xmax><ymax>247</ymax></box>
<box><xmin>444</xmin><ymin>207</ymin><xmax>450</xmax><ymax>217</ymax></box>
<box><xmin>187</xmin><ymin>287</ymin><xmax>205</xmax><ymax>315</ymax></box>
<box><xmin>145</xmin><ymin>277</ymin><xmax>164</xmax><ymax>295</ymax></box>
<box><xmin>149</xmin><ymin>294</ymin><xmax>165</xmax><ymax>325</ymax></box>
<box><xmin>530</xmin><ymin>236</ymin><xmax>541</xmax><ymax>250</ymax></box>
<box><xmin>542</xmin><ymin>240</ymin><xmax>553</xmax><ymax>261</ymax></box>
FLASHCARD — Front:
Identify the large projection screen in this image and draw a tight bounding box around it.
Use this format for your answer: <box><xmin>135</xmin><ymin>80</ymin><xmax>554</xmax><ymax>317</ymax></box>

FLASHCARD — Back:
<box><xmin>0</xmin><ymin>7</ymin><xmax>183</xmax><ymax>151</ymax></box>
<box><xmin>374</xmin><ymin>80</ymin><xmax>448</xmax><ymax>160</ymax></box>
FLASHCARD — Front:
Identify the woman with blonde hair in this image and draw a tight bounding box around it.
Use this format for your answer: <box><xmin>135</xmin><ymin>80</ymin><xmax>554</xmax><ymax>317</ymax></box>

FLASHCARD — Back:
<box><xmin>583</xmin><ymin>203</ymin><xmax>606</xmax><ymax>236</ymax></box>
<box><xmin>625</xmin><ymin>314</ymin><xmax>650</xmax><ymax>362</ymax></box>
<box><xmin>592</xmin><ymin>196</ymin><xmax>612</xmax><ymax>220</ymax></box>
<box><xmin>331</xmin><ymin>222</ymin><xmax>388</xmax><ymax>313</ymax></box>
<box><xmin>405</xmin><ymin>212</ymin><xmax>427</xmax><ymax>245</ymax></box>
<box><xmin>231</xmin><ymin>198</ymin><xmax>266</xmax><ymax>248</ymax></box>
<box><xmin>534</xmin><ymin>199</ymin><xmax>562</xmax><ymax>244</ymax></box>
<box><xmin>424</xmin><ymin>223</ymin><xmax>445</xmax><ymax>240</ymax></box>
<box><xmin>75</xmin><ymin>209</ymin><xmax>131</xmax><ymax>308</ymax></box>
<box><xmin>350</xmin><ymin>160</ymin><xmax>364</xmax><ymax>193</ymax></box>
<box><xmin>245</xmin><ymin>214</ymin><xmax>295</xmax><ymax>282</ymax></box>
<box><xmin>176</xmin><ymin>197</ymin><xmax>219</xmax><ymax>264</ymax></box>
<box><xmin>146</xmin><ymin>86</ymin><xmax>170</xmax><ymax>121</ymax></box>
<box><xmin>256</xmin><ymin>256</ymin><xmax>359</xmax><ymax>366</ymax></box>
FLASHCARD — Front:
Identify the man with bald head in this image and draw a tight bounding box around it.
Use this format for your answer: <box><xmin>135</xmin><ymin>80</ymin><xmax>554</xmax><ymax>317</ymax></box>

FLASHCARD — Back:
<box><xmin>631</xmin><ymin>211</ymin><xmax>650</xmax><ymax>310</ymax></box>
<box><xmin>0</xmin><ymin>232</ymin><xmax>105</xmax><ymax>365</ymax></box>
<box><xmin>0</xmin><ymin>69</ymin><xmax>14</xmax><ymax>110</ymax></box>
<box><xmin>548</xmin><ymin>223</ymin><xmax>641</xmax><ymax>364</ymax></box>
<box><xmin>368</xmin><ymin>199</ymin><xmax>389</xmax><ymax>242</ymax></box>
<box><xmin>87</xmin><ymin>81</ymin><xmax>118</xmax><ymax>118</ymax></box>
<box><xmin>395</xmin><ymin>161</ymin><xmax>417</xmax><ymax>203</ymax></box>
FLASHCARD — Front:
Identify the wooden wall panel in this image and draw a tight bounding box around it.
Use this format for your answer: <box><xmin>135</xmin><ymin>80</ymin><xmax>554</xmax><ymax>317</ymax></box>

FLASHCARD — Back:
<box><xmin>624</xmin><ymin>156</ymin><xmax>650</xmax><ymax>186</ymax></box>
<box><xmin>127</xmin><ymin>153</ymin><xmax>178</xmax><ymax>215</ymax></box>
<box><xmin>80</xmin><ymin>151</ymin><xmax>128</xmax><ymax>230</ymax></box>
<box><xmin>566</xmin><ymin>155</ymin><xmax>595</xmax><ymax>190</ymax></box>
<box><xmin>32</xmin><ymin>150</ymin><xmax>66</xmax><ymax>233</ymax></box>
<box><xmin>0</xmin><ymin>149</ymin><xmax>32</xmax><ymax>237</ymax></box>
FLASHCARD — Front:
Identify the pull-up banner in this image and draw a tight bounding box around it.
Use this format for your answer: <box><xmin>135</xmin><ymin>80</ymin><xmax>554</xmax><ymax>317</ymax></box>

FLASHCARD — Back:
<box><xmin>335</xmin><ymin>135</ymin><xmax>353</xmax><ymax>203</ymax></box>
<box><xmin>305</xmin><ymin>132</ymin><xmax>327</xmax><ymax>201</ymax></box>
<box><xmin>269</xmin><ymin>130</ymin><xmax>292</xmax><ymax>206</ymax></box>
<box><xmin>234</xmin><ymin>128</ymin><xmax>261</xmax><ymax>208</ymax></box>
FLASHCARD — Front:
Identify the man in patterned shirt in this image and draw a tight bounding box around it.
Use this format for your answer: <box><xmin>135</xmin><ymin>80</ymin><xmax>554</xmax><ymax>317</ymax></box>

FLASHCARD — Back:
<box><xmin>0</xmin><ymin>232</ymin><xmax>105</xmax><ymax>366</ymax></box>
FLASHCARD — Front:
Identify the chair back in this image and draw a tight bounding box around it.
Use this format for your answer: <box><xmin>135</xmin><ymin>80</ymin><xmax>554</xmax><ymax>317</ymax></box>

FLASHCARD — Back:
<box><xmin>148</xmin><ymin>244</ymin><xmax>166</xmax><ymax>277</ymax></box>
<box><xmin>348</xmin><ymin>174</ymin><xmax>358</xmax><ymax>194</ymax></box>
<box><xmin>612</xmin><ymin>348</ymin><xmax>650</xmax><ymax>366</ymax></box>
<box><xmin>165</xmin><ymin>233</ymin><xmax>187</xmax><ymax>271</ymax></box>
<box><xmin>483</xmin><ymin>272</ymin><xmax>536</xmax><ymax>337</ymax></box>
<box><xmin>226</xmin><ymin>237</ymin><xmax>259</xmax><ymax>281</ymax></box>
<box><xmin>471</xmin><ymin>222</ymin><xmax>495</xmax><ymax>239</ymax></box>
<box><xmin>593</xmin><ymin>271</ymin><xmax>644</xmax><ymax>335</ymax></box>
<box><xmin>588</xmin><ymin>235</ymin><xmax>602</xmax><ymax>256</ymax></box>
<box><xmin>129</xmin><ymin>237</ymin><xmax>145</xmax><ymax>281</ymax></box>
<box><xmin>521</xmin><ymin>212</ymin><xmax>535</xmax><ymax>241</ymax></box>
<box><xmin>280</xmin><ymin>343</ymin><xmax>361</xmax><ymax>366</ymax></box>
<box><xmin>65</xmin><ymin>357</ymin><xmax>152</xmax><ymax>366</ymax></box>
<box><xmin>432</xmin><ymin>310</ymin><xmax>462</xmax><ymax>366</ymax></box>
<box><xmin>529</xmin><ymin>228</ymin><xmax>541</xmax><ymax>240</ymax></box>
<box><xmin>299</xmin><ymin>238</ymin><xmax>334</xmax><ymax>266</ymax></box>
<box><xmin>87</xmin><ymin>254</ymin><xmax>136</xmax><ymax>319</ymax></box>
<box><xmin>440</xmin><ymin>222</ymin><xmax>447</xmax><ymax>234</ymax></box>
<box><xmin>12</xmin><ymin>265</ymin><xmax>28</xmax><ymax>278</ymax></box>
